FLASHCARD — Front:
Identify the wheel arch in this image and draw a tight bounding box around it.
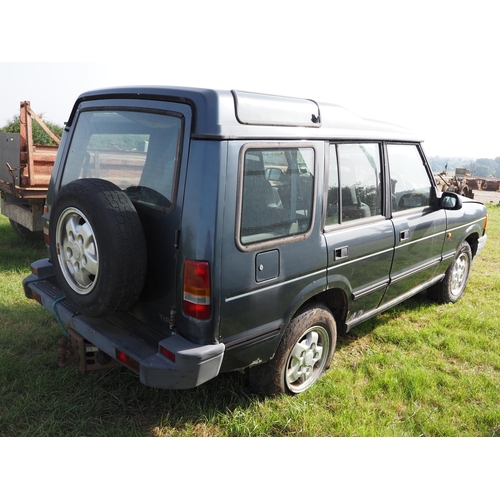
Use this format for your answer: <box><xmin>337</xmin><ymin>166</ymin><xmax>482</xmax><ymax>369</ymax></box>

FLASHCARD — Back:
<box><xmin>303</xmin><ymin>288</ymin><xmax>349</xmax><ymax>334</ymax></box>
<box><xmin>465</xmin><ymin>231</ymin><xmax>480</xmax><ymax>258</ymax></box>
<box><xmin>281</xmin><ymin>283</ymin><xmax>349</xmax><ymax>339</ymax></box>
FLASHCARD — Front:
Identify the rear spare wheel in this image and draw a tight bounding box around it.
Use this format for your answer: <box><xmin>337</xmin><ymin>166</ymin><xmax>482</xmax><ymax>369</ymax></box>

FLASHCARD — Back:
<box><xmin>49</xmin><ymin>178</ymin><xmax>147</xmax><ymax>317</ymax></box>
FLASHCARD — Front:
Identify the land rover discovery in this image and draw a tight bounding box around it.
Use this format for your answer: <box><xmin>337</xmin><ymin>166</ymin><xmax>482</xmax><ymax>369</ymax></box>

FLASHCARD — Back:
<box><xmin>23</xmin><ymin>87</ymin><xmax>488</xmax><ymax>395</ymax></box>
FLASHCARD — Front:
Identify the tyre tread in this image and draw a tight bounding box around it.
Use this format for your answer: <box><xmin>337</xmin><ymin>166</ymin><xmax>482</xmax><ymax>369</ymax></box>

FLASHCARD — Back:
<box><xmin>50</xmin><ymin>178</ymin><xmax>147</xmax><ymax>317</ymax></box>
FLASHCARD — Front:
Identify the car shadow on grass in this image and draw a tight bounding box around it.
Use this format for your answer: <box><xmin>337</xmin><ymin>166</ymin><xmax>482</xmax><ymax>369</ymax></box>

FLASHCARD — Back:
<box><xmin>2</xmin><ymin>279</ymin><xmax>440</xmax><ymax>437</ymax></box>
<box><xmin>40</xmin><ymin>293</ymin><xmax>437</xmax><ymax>437</ymax></box>
<box><xmin>53</xmin><ymin>365</ymin><xmax>257</xmax><ymax>437</ymax></box>
<box><xmin>334</xmin><ymin>291</ymin><xmax>435</xmax><ymax>350</ymax></box>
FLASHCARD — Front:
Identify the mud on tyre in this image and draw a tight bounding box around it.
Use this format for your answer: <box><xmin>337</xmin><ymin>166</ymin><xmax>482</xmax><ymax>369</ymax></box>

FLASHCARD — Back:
<box><xmin>49</xmin><ymin>178</ymin><xmax>147</xmax><ymax>317</ymax></box>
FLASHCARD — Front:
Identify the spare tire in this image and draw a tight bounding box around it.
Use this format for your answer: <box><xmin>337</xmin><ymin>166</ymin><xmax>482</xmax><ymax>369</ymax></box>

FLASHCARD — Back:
<box><xmin>49</xmin><ymin>178</ymin><xmax>147</xmax><ymax>317</ymax></box>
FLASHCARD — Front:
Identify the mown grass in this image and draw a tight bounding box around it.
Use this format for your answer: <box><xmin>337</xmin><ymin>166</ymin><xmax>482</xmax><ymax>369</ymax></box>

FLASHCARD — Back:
<box><xmin>1</xmin><ymin>206</ymin><xmax>499</xmax><ymax>437</ymax></box>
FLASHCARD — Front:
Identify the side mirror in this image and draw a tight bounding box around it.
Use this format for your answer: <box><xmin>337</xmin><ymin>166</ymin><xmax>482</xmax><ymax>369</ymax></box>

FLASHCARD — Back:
<box><xmin>439</xmin><ymin>191</ymin><xmax>463</xmax><ymax>210</ymax></box>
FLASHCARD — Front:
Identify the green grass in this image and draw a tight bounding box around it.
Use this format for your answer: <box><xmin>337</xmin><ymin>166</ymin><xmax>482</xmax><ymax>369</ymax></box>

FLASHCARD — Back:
<box><xmin>1</xmin><ymin>206</ymin><xmax>499</xmax><ymax>437</ymax></box>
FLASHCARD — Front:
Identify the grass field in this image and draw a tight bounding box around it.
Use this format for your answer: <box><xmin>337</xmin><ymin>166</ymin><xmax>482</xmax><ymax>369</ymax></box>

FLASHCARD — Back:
<box><xmin>0</xmin><ymin>205</ymin><xmax>499</xmax><ymax>437</ymax></box>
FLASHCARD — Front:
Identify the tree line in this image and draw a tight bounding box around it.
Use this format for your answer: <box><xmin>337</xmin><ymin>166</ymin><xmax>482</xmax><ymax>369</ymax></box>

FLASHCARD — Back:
<box><xmin>0</xmin><ymin>114</ymin><xmax>63</xmax><ymax>146</ymax></box>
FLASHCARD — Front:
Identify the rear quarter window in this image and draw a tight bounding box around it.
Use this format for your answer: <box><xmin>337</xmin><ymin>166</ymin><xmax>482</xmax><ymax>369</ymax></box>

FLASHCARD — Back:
<box><xmin>239</xmin><ymin>146</ymin><xmax>315</xmax><ymax>246</ymax></box>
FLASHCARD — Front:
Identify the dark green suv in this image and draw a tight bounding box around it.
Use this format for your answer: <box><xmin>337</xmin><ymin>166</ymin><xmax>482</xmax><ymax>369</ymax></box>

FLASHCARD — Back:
<box><xmin>23</xmin><ymin>87</ymin><xmax>488</xmax><ymax>395</ymax></box>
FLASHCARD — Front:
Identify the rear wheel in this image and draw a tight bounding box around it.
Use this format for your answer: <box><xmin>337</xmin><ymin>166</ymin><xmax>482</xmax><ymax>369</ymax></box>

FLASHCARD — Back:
<box><xmin>247</xmin><ymin>304</ymin><xmax>337</xmax><ymax>395</ymax></box>
<box><xmin>428</xmin><ymin>241</ymin><xmax>472</xmax><ymax>303</ymax></box>
<box><xmin>50</xmin><ymin>178</ymin><xmax>147</xmax><ymax>317</ymax></box>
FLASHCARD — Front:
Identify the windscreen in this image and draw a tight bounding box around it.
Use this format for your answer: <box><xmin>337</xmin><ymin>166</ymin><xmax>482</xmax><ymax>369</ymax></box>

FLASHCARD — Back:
<box><xmin>62</xmin><ymin>109</ymin><xmax>183</xmax><ymax>209</ymax></box>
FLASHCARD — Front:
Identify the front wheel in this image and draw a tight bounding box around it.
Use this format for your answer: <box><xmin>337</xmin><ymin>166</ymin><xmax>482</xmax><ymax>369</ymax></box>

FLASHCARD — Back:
<box><xmin>428</xmin><ymin>241</ymin><xmax>472</xmax><ymax>303</ymax></box>
<box><xmin>247</xmin><ymin>304</ymin><xmax>337</xmax><ymax>395</ymax></box>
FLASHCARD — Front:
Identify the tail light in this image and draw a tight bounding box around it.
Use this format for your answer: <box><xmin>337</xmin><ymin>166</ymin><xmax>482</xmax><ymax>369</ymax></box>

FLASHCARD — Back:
<box><xmin>115</xmin><ymin>349</ymin><xmax>139</xmax><ymax>372</ymax></box>
<box><xmin>30</xmin><ymin>288</ymin><xmax>43</xmax><ymax>305</ymax></box>
<box><xmin>160</xmin><ymin>346</ymin><xmax>176</xmax><ymax>362</ymax></box>
<box><xmin>183</xmin><ymin>259</ymin><xmax>211</xmax><ymax>320</ymax></box>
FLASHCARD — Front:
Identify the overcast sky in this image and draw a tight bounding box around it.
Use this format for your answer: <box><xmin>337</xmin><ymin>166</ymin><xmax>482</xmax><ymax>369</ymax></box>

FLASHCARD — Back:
<box><xmin>1</xmin><ymin>0</ymin><xmax>498</xmax><ymax>159</ymax></box>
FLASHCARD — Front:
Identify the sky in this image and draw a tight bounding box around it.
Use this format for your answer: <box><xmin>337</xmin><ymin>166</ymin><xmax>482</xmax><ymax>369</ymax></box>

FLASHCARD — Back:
<box><xmin>1</xmin><ymin>0</ymin><xmax>498</xmax><ymax>161</ymax></box>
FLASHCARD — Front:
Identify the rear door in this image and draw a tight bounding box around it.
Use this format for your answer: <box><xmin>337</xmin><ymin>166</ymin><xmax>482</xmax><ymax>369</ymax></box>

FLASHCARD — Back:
<box><xmin>381</xmin><ymin>143</ymin><xmax>446</xmax><ymax>304</ymax></box>
<box><xmin>325</xmin><ymin>142</ymin><xmax>395</xmax><ymax>323</ymax></box>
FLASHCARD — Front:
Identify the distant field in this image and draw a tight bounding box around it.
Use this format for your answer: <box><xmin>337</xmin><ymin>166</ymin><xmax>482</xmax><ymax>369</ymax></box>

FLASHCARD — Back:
<box><xmin>473</xmin><ymin>190</ymin><xmax>500</xmax><ymax>204</ymax></box>
<box><xmin>0</xmin><ymin>204</ymin><xmax>499</xmax><ymax>437</ymax></box>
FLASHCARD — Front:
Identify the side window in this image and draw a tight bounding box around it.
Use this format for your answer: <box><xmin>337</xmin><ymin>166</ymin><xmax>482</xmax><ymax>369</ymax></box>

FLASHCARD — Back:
<box><xmin>387</xmin><ymin>144</ymin><xmax>432</xmax><ymax>212</ymax></box>
<box><xmin>240</xmin><ymin>147</ymin><xmax>314</xmax><ymax>245</ymax></box>
<box><xmin>327</xmin><ymin>143</ymin><xmax>382</xmax><ymax>225</ymax></box>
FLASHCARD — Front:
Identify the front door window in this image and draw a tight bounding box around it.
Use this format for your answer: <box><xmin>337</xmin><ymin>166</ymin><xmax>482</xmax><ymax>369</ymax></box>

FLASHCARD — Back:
<box><xmin>387</xmin><ymin>144</ymin><xmax>433</xmax><ymax>212</ymax></box>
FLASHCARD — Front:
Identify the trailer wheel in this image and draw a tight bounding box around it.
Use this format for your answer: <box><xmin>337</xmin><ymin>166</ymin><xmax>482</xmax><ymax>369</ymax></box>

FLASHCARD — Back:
<box><xmin>49</xmin><ymin>178</ymin><xmax>147</xmax><ymax>317</ymax></box>
<box><xmin>247</xmin><ymin>304</ymin><xmax>337</xmax><ymax>395</ymax></box>
<box><xmin>9</xmin><ymin>219</ymin><xmax>43</xmax><ymax>241</ymax></box>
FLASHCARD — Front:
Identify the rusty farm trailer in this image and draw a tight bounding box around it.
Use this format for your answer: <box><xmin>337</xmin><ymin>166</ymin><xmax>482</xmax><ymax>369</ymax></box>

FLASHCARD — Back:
<box><xmin>0</xmin><ymin>101</ymin><xmax>59</xmax><ymax>239</ymax></box>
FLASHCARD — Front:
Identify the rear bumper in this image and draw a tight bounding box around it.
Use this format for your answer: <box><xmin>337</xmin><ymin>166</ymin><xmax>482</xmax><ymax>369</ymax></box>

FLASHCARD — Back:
<box><xmin>23</xmin><ymin>259</ymin><xmax>225</xmax><ymax>390</ymax></box>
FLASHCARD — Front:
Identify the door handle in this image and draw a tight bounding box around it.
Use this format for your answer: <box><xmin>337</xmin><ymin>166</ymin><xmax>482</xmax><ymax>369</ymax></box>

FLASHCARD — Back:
<box><xmin>400</xmin><ymin>229</ymin><xmax>410</xmax><ymax>242</ymax></box>
<box><xmin>335</xmin><ymin>246</ymin><xmax>349</xmax><ymax>261</ymax></box>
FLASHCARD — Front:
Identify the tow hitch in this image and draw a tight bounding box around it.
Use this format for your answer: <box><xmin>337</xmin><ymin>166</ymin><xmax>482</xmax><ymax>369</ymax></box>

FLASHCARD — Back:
<box><xmin>57</xmin><ymin>329</ymin><xmax>122</xmax><ymax>372</ymax></box>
